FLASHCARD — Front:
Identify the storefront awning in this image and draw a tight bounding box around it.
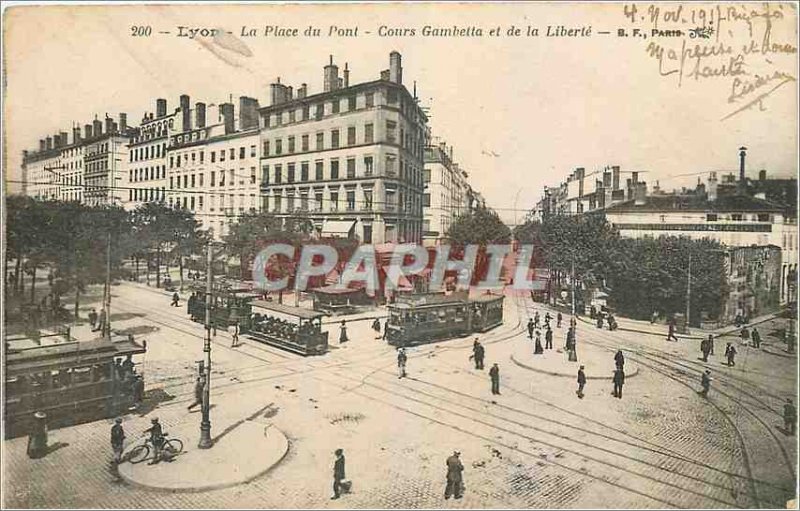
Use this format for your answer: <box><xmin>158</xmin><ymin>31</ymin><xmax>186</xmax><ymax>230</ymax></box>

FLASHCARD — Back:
<box><xmin>321</xmin><ymin>220</ymin><xmax>356</xmax><ymax>237</ymax></box>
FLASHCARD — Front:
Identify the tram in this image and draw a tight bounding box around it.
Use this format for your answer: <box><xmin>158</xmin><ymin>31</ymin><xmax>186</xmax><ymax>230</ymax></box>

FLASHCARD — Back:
<box><xmin>4</xmin><ymin>334</ymin><xmax>147</xmax><ymax>439</ymax></box>
<box><xmin>187</xmin><ymin>279</ymin><xmax>261</xmax><ymax>329</ymax></box>
<box><xmin>385</xmin><ymin>292</ymin><xmax>505</xmax><ymax>347</ymax></box>
<box><xmin>241</xmin><ymin>301</ymin><xmax>329</xmax><ymax>356</ymax></box>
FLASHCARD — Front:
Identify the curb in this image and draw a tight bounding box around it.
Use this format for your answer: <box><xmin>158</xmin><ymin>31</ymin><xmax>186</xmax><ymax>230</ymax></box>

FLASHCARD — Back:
<box><xmin>760</xmin><ymin>344</ymin><xmax>797</xmax><ymax>359</ymax></box>
<box><xmin>118</xmin><ymin>424</ymin><xmax>290</xmax><ymax>493</ymax></box>
<box><xmin>575</xmin><ymin>316</ymin><xmax>705</xmax><ymax>341</ymax></box>
<box><xmin>510</xmin><ymin>353</ymin><xmax>640</xmax><ymax>380</ymax></box>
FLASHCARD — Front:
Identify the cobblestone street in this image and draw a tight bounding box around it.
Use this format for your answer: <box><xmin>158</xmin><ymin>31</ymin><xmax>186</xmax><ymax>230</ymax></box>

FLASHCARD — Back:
<box><xmin>3</xmin><ymin>282</ymin><xmax>797</xmax><ymax>508</ymax></box>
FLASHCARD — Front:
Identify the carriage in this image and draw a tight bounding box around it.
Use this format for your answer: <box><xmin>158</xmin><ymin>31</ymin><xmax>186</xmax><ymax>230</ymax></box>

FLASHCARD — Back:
<box><xmin>385</xmin><ymin>292</ymin><xmax>505</xmax><ymax>347</ymax></box>
<box><xmin>241</xmin><ymin>300</ymin><xmax>329</xmax><ymax>356</ymax></box>
<box><xmin>4</xmin><ymin>334</ymin><xmax>147</xmax><ymax>439</ymax></box>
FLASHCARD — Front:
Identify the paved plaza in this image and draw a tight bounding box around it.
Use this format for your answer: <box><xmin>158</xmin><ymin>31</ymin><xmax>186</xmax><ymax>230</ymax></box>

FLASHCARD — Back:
<box><xmin>2</xmin><ymin>280</ymin><xmax>798</xmax><ymax>509</ymax></box>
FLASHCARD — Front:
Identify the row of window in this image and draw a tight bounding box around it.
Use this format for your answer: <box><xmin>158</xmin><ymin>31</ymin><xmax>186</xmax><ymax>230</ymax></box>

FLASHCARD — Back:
<box><xmin>129</xmin><ymin>187</ymin><xmax>166</xmax><ymax>202</ymax></box>
<box><xmin>131</xmin><ymin>143</ymin><xmax>167</xmax><ymax>162</ymax></box>
<box><xmin>169</xmin><ymin>145</ymin><xmax>257</xmax><ymax>168</ymax></box>
<box><xmin>706</xmin><ymin>213</ymin><xmax>772</xmax><ymax>222</ymax></box>
<box><xmin>263</xmin><ymin>156</ymin><xmax>376</xmax><ymax>185</ymax></box>
<box><xmin>170</xmin><ymin>167</ymin><xmax>259</xmax><ymax>189</ymax></box>
<box><xmin>131</xmin><ymin>166</ymin><xmax>166</xmax><ymax>182</ymax></box>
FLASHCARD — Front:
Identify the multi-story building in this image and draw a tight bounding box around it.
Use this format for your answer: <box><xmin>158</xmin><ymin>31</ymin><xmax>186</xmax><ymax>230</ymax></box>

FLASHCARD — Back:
<box><xmin>22</xmin><ymin>114</ymin><xmax>131</xmax><ymax>206</ymax></box>
<box><xmin>125</xmin><ymin>98</ymin><xmax>177</xmax><ymax>210</ymax></box>
<box><xmin>535</xmin><ymin>165</ymin><xmax>638</xmax><ymax>220</ymax></box>
<box><xmin>422</xmin><ymin>141</ymin><xmax>470</xmax><ymax>245</ymax></box>
<box><xmin>258</xmin><ymin>52</ymin><xmax>428</xmax><ymax>244</ymax></box>
<box><xmin>167</xmin><ymin>96</ymin><xmax>262</xmax><ymax>237</ymax></box>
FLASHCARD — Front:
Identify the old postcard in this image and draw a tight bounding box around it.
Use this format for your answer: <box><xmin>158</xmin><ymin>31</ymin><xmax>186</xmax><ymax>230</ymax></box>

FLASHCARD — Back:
<box><xmin>2</xmin><ymin>1</ymin><xmax>798</xmax><ymax>509</ymax></box>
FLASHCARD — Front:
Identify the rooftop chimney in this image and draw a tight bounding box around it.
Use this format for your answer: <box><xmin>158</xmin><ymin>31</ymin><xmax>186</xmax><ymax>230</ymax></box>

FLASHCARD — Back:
<box><xmin>53</xmin><ymin>133</ymin><xmax>62</xmax><ymax>148</ymax></box>
<box><xmin>84</xmin><ymin>124</ymin><xmax>93</xmax><ymax>139</ymax></box>
<box><xmin>195</xmin><ymin>102</ymin><xmax>206</xmax><ymax>128</ymax></box>
<box><xmin>634</xmin><ymin>182</ymin><xmax>647</xmax><ymax>206</ymax></box>
<box><xmin>707</xmin><ymin>171</ymin><xmax>718</xmax><ymax>201</ymax></box>
<box><xmin>612</xmin><ymin>166</ymin><xmax>621</xmax><ymax>189</ymax></box>
<box><xmin>389</xmin><ymin>51</ymin><xmax>403</xmax><ymax>84</ymax></box>
<box><xmin>93</xmin><ymin>118</ymin><xmax>103</xmax><ymax>137</ymax></box>
<box><xmin>739</xmin><ymin>146</ymin><xmax>747</xmax><ymax>182</ymax></box>
<box><xmin>759</xmin><ymin>169</ymin><xmax>767</xmax><ymax>181</ymax></box>
<box><xmin>39</xmin><ymin>139</ymin><xmax>45</xmax><ymax>151</ymax></box>
<box><xmin>119</xmin><ymin>113</ymin><xmax>127</xmax><ymax>132</ymax></box>
<box><xmin>297</xmin><ymin>83</ymin><xmax>307</xmax><ymax>99</ymax></box>
<box><xmin>324</xmin><ymin>55</ymin><xmax>339</xmax><ymax>92</ymax></box>
<box><xmin>180</xmin><ymin>94</ymin><xmax>191</xmax><ymax>132</ymax></box>
<box><xmin>270</xmin><ymin>78</ymin><xmax>289</xmax><ymax>105</ymax></box>
<box><xmin>220</xmin><ymin>103</ymin><xmax>235</xmax><ymax>134</ymax></box>
<box><xmin>72</xmin><ymin>126</ymin><xmax>81</xmax><ymax>144</ymax></box>
<box><xmin>632</xmin><ymin>171</ymin><xmax>639</xmax><ymax>185</ymax></box>
<box><xmin>46</xmin><ymin>136</ymin><xmax>53</xmax><ymax>150</ymax></box>
<box><xmin>286</xmin><ymin>86</ymin><xmax>293</xmax><ymax>101</ymax></box>
<box><xmin>156</xmin><ymin>98</ymin><xmax>167</xmax><ymax>118</ymax></box>
<box><xmin>380</xmin><ymin>69</ymin><xmax>390</xmax><ymax>81</ymax></box>
<box><xmin>105</xmin><ymin>114</ymin><xmax>114</xmax><ymax>134</ymax></box>
<box><xmin>343</xmin><ymin>63</ymin><xmax>350</xmax><ymax>88</ymax></box>
<box><xmin>239</xmin><ymin>96</ymin><xmax>260</xmax><ymax>130</ymax></box>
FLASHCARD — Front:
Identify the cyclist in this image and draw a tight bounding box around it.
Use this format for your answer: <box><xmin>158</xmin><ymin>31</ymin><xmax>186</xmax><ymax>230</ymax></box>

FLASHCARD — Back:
<box><xmin>144</xmin><ymin>417</ymin><xmax>165</xmax><ymax>465</ymax></box>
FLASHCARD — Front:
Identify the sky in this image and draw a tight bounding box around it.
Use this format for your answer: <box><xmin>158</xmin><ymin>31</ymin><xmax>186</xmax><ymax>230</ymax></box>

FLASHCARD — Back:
<box><xmin>3</xmin><ymin>3</ymin><xmax>798</xmax><ymax>224</ymax></box>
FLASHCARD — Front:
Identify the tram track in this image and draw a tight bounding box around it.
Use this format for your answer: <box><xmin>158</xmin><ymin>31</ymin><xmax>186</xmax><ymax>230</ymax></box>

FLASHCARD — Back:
<box><xmin>562</xmin><ymin>311</ymin><xmax>796</xmax><ymax>508</ymax></box>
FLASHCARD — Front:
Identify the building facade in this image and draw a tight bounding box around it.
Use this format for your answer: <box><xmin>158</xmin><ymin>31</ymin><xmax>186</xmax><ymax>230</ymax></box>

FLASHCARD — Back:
<box><xmin>258</xmin><ymin>52</ymin><xmax>427</xmax><ymax>244</ymax></box>
<box><xmin>125</xmin><ymin>98</ymin><xmax>177</xmax><ymax>210</ymax></box>
<box><xmin>422</xmin><ymin>141</ymin><xmax>470</xmax><ymax>245</ymax></box>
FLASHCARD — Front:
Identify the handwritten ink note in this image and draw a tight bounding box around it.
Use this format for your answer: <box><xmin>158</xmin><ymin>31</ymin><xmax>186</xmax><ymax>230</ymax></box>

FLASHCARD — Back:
<box><xmin>623</xmin><ymin>3</ymin><xmax>798</xmax><ymax>120</ymax></box>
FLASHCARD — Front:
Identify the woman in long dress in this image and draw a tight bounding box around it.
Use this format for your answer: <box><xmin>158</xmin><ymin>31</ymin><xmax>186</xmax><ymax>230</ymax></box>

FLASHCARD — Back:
<box><xmin>339</xmin><ymin>320</ymin><xmax>349</xmax><ymax>343</ymax></box>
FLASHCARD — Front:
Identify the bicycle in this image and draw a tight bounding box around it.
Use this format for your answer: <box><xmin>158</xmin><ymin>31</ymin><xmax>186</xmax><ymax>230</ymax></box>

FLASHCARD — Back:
<box><xmin>126</xmin><ymin>433</ymin><xmax>184</xmax><ymax>464</ymax></box>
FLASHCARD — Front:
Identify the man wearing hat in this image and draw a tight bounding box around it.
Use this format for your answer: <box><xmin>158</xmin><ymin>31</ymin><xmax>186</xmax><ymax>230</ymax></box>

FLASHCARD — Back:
<box><xmin>110</xmin><ymin>418</ymin><xmax>126</xmax><ymax>464</ymax></box>
<box><xmin>144</xmin><ymin>417</ymin><xmax>164</xmax><ymax>465</ymax></box>
<box><xmin>444</xmin><ymin>450</ymin><xmax>464</xmax><ymax>499</ymax></box>
<box><xmin>576</xmin><ymin>365</ymin><xmax>586</xmax><ymax>399</ymax></box>
<box><xmin>331</xmin><ymin>448</ymin><xmax>346</xmax><ymax>499</ymax></box>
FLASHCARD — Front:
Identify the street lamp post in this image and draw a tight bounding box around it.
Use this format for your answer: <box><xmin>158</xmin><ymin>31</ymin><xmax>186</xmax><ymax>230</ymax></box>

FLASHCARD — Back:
<box><xmin>103</xmin><ymin>231</ymin><xmax>112</xmax><ymax>340</ymax></box>
<box><xmin>199</xmin><ymin>242</ymin><xmax>214</xmax><ymax>449</ymax></box>
<box><xmin>685</xmin><ymin>253</ymin><xmax>692</xmax><ymax>333</ymax></box>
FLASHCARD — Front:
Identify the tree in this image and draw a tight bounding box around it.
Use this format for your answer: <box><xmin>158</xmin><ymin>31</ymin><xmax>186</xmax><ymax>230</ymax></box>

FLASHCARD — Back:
<box><xmin>447</xmin><ymin>209</ymin><xmax>511</xmax><ymax>245</ymax></box>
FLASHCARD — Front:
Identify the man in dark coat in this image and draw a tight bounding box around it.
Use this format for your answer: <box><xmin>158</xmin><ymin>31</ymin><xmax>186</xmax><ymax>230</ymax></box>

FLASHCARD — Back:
<box><xmin>489</xmin><ymin>364</ymin><xmax>500</xmax><ymax>395</ymax></box>
<box><xmin>612</xmin><ymin>368</ymin><xmax>625</xmax><ymax>398</ymax></box>
<box><xmin>339</xmin><ymin>320</ymin><xmax>349</xmax><ymax>343</ymax></box>
<box><xmin>471</xmin><ymin>339</ymin><xmax>485</xmax><ymax>370</ymax></box>
<box><xmin>751</xmin><ymin>327</ymin><xmax>761</xmax><ymax>348</ymax></box>
<box><xmin>444</xmin><ymin>451</ymin><xmax>464</xmax><ymax>499</ymax></box>
<box><xmin>545</xmin><ymin>327</ymin><xmax>553</xmax><ymax>350</ymax></box>
<box><xmin>725</xmin><ymin>343</ymin><xmax>737</xmax><ymax>366</ymax></box>
<box><xmin>397</xmin><ymin>348</ymin><xmax>407</xmax><ymax>378</ymax></box>
<box><xmin>666</xmin><ymin>320</ymin><xmax>678</xmax><ymax>341</ymax></box>
<box><xmin>784</xmin><ymin>399</ymin><xmax>796</xmax><ymax>436</ymax></box>
<box><xmin>89</xmin><ymin>308</ymin><xmax>98</xmax><ymax>331</ymax></box>
<box><xmin>144</xmin><ymin>418</ymin><xmax>164</xmax><ymax>465</ymax></box>
<box><xmin>187</xmin><ymin>376</ymin><xmax>205</xmax><ymax>411</ymax></box>
<box><xmin>707</xmin><ymin>334</ymin><xmax>715</xmax><ymax>355</ymax></box>
<box><xmin>701</xmin><ymin>338</ymin><xmax>711</xmax><ymax>362</ymax></box>
<box><xmin>110</xmin><ymin>418</ymin><xmax>125</xmax><ymax>464</ymax></box>
<box><xmin>332</xmin><ymin>448</ymin><xmax>346</xmax><ymax>499</ymax></box>
<box><xmin>171</xmin><ymin>292</ymin><xmax>180</xmax><ymax>307</ymax></box>
<box><xmin>527</xmin><ymin>319</ymin><xmax>534</xmax><ymax>339</ymax></box>
<box><xmin>700</xmin><ymin>370</ymin><xmax>712</xmax><ymax>397</ymax></box>
<box><xmin>576</xmin><ymin>366</ymin><xmax>586</xmax><ymax>398</ymax></box>
<box><xmin>557</xmin><ymin>312</ymin><xmax>563</xmax><ymax>328</ymax></box>
<box><xmin>614</xmin><ymin>350</ymin><xmax>625</xmax><ymax>370</ymax></box>
<box><xmin>533</xmin><ymin>311</ymin><xmax>540</xmax><ymax>329</ymax></box>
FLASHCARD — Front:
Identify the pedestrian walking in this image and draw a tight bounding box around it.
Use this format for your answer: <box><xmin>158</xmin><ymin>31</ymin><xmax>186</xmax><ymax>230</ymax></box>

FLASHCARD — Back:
<box><xmin>489</xmin><ymin>363</ymin><xmax>500</xmax><ymax>395</ymax></box>
<box><xmin>110</xmin><ymin>418</ymin><xmax>125</xmax><ymax>464</ymax></box>
<box><xmin>576</xmin><ymin>365</ymin><xmax>586</xmax><ymax>399</ymax></box>
<box><xmin>751</xmin><ymin>327</ymin><xmax>761</xmax><ymax>348</ymax></box>
<box><xmin>596</xmin><ymin>315</ymin><xmax>604</xmax><ymax>329</ymax></box>
<box><xmin>382</xmin><ymin>319</ymin><xmax>389</xmax><ymax>340</ymax></box>
<box><xmin>470</xmin><ymin>339</ymin><xmax>485</xmax><ymax>370</ymax></box>
<box><xmin>89</xmin><ymin>308</ymin><xmax>98</xmax><ymax>331</ymax></box>
<box><xmin>700</xmin><ymin>369</ymin><xmax>712</xmax><ymax>397</ymax></box>
<box><xmin>557</xmin><ymin>312</ymin><xmax>563</xmax><ymax>328</ymax></box>
<box><xmin>187</xmin><ymin>376</ymin><xmax>205</xmax><ymax>411</ymax></box>
<box><xmin>527</xmin><ymin>318</ymin><xmax>534</xmax><ymax>339</ymax></box>
<box><xmin>707</xmin><ymin>334</ymin><xmax>715</xmax><ymax>355</ymax></box>
<box><xmin>331</xmin><ymin>448</ymin><xmax>346</xmax><ymax>500</ymax></box>
<box><xmin>612</xmin><ymin>368</ymin><xmax>625</xmax><ymax>398</ymax></box>
<box><xmin>784</xmin><ymin>399</ymin><xmax>796</xmax><ymax>436</ymax></box>
<box><xmin>397</xmin><ymin>348</ymin><xmax>407</xmax><ymax>378</ymax></box>
<box><xmin>229</xmin><ymin>323</ymin><xmax>240</xmax><ymax>347</ymax></box>
<box><xmin>133</xmin><ymin>375</ymin><xmax>145</xmax><ymax>404</ymax></box>
<box><xmin>97</xmin><ymin>308</ymin><xmax>107</xmax><ymax>334</ymax></box>
<box><xmin>651</xmin><ymin>310</ymin><xmax>659</xmax><ymax>324</ymax></box>
<box><xmin>171</xmin><ymin>292</ymin><xmax>180</xmax><ymax>307</ymax></box>
<box><xmin>545</xmin><ymin>327</ymin><xmax>553</xmax><ymax>350</ymax></box>
<box><xmin>444</xmin><ymin>451</ymin><xmax>464</xmax><ymax>499</ymax></box>
<box><xmin>533</xmin><ymin>311</ymin><xmax>540</xmax><ymax>329</ymax></box>
<box><xmin>339</xmin><ymin>320</ymin><xmax>349</xmax><ymax>343</ymax></box>
<box><xmin>725</xmin><ymin>343</ymin><xmax>737</xmax><ymax>366</ymax></box>
<box><xmin>740</xmin><ymin>327</ymin><xmax>750</xmax><ymax>345</ymax></box>
<box><xmin>614</xmin><ymin>350</ymin><xmax>625</xmax><ymax>370</ymax></box>
<box><xmin>666</xmin><ymin>319</ymin><xmax>679</xmax><ymax>341</ymax></box>
<box><xmin>372</xmin><ymin>318</ymin><xmax>381</xmax><ymax>339</ymax></box>
<box><xmin>700</xmin><ymin>338</ymin><xmax>711</xmax><ymax>362</ymax></box>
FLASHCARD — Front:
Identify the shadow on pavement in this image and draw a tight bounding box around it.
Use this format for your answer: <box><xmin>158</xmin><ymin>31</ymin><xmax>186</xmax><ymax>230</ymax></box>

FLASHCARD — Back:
<box><xmin>135</xmin><ymin>388</ymin><xmax>176</xmax><ymax>417</ymax></box>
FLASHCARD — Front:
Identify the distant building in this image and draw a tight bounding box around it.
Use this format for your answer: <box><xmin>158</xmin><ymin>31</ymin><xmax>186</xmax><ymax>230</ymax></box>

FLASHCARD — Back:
<box><xmin>423</xmin><ymin>141</ymin><xmax>470</xmax><ymax>245</ymax></box>
<box><xmin>258</xmin><ymin>52</ymin><xmax>428</xmax><ymax>244</ymax></box>
<box><xmin>125</xmin><ymin>98</ymin><xmax>176</xmax><ymax>210</ymax></box>
<box><xmin>723</xmin><ymin>245</ymin><xmax>782</xmax><ymax>323</ymax></box>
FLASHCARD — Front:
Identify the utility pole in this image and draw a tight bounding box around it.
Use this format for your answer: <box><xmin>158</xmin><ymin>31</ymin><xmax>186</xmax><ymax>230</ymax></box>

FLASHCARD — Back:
<box><xmin>685</xmin><ymin>253</ymin><xmax>692</xmax><ymax>333</ymax></box>
<box><xmin>198</xmin><ymin>243</ymin><xmax>214</xmax><ymax>449</ymax></box>
<box><xmin>104</xmin><ymin>231</ymin><xmax>112</xmax><ymax>340</ymax></box>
